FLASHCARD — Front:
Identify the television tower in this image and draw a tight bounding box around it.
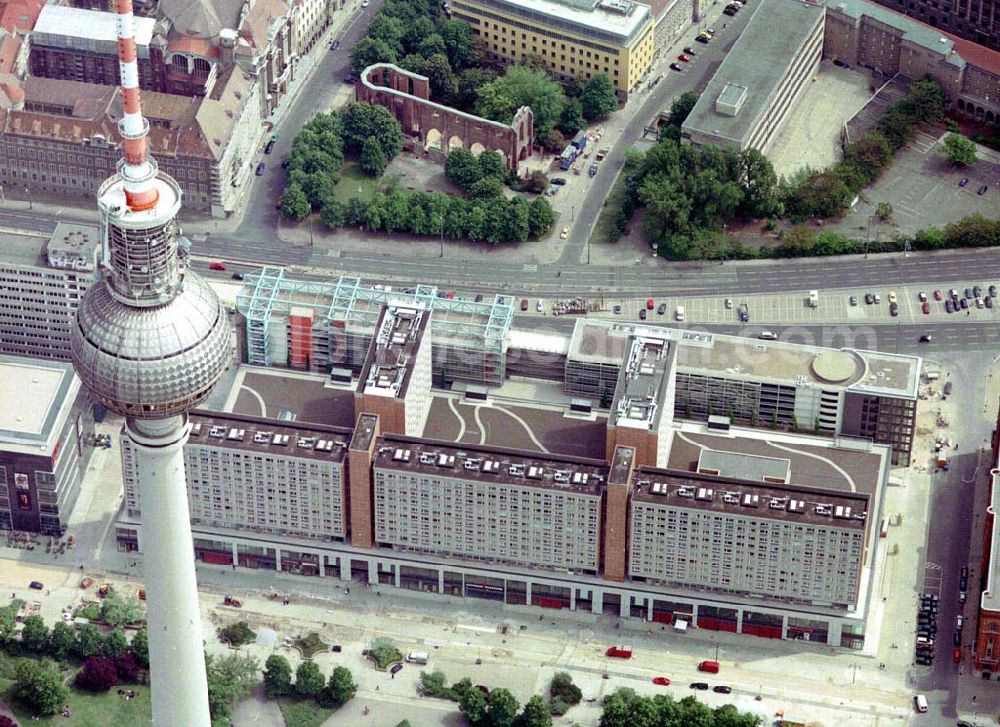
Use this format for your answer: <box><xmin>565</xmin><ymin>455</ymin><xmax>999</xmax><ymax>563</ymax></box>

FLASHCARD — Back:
<box><xmin>69</xmin><ymin>0</ymin><xmax>231</xmax><ymax>722</ymax></box>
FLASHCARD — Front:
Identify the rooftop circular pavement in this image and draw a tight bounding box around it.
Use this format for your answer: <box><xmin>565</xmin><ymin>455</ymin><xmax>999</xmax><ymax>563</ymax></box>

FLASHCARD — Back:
<box><xmin>811</xmin><ymin>351</ymin><xmax>859</xmax><ymax>383</ymax></box>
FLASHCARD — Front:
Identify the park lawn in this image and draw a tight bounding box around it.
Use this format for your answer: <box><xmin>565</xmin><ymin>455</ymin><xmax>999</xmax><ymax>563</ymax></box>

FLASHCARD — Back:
<box><xmin>331</xmin><ymin>161</ymin><xmax>401</xmax><ymax>203</ymax></box>
<box><xmin>589</xmin><ymin>172</ymin><xmax>629</xmax><ymax>245</ymax></box>
<box><xmin>277</xmin><ymin>696</ymin><xmax>335</xmax><ymax>727</ymax></box>
<box><xmin>1</xmin><ymin>678</ymin><xmax>152</xmax><ymax>726</ymax></box>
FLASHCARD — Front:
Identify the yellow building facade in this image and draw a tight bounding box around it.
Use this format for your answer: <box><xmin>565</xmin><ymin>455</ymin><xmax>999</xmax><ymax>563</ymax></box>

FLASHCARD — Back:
<box><xmin>450</xmin><ymin>0</ymin><xmax>655</xmax><ymax>99</ymax></box>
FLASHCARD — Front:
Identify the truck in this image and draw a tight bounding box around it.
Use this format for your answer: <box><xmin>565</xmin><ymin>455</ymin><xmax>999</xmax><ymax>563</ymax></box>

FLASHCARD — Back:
<box><xmin>697</xmin><ymin>660</ymin><xmax>720</xmax><ymax>673</ymax></box>
<box><xmin>738</xmin><ymin>303</ymin><xmax>749</xmax><ymax>323</ymax></box>
<box><xmin>406</xmin><ymin>651</ymin><xmax>429</xmax><ymax>664</ymax></box>
<box><xmin>606</xmin><ymin>645</ymin><xmax>633</xmax><ymax>659</ymax></box>
<box><xmin>559</xmin><ymin>145</ymin><xmax>579</xmax><ymax>170</ymax></box>
<box><xmin>571</xmin><ymin>131</ymin><xmax>588</xmax><ymax>151</ymax></box>
<box><xmin>809</xmin><ymin>289</ymin><xmax>818</xmax><ymax>308</ymax></box>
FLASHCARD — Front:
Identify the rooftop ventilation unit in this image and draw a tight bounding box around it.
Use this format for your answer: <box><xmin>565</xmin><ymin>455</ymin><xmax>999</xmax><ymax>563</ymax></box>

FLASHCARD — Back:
<box><xmin>815</xmin><ymin>504</ymin><xmax>833</xmax><ymax>516</ymax></box>
<box><xmin>741</xmin><ymin>494</ymin><xmax>759</xmax><ymax>508</ymax></box>
<box><xmin>677</xmin><ymin>486</ymin><xmax>695</xmax><ymax>498</ymax></box>
<box><xmin>787</xmin><ymin>499</ymin><xmax>806</xmax><ymax>513</ymax></box>
<box><xmin>767</xmin><ymin>497</ymin><xmax>787</xmax><ymax>510</ymax></box>
<box><xmin>481</xmin><ymin>460</ymin><xmax>500</xmax><ymax>473</ymax></box>
<box><xmin>297</xmin><ymin>437</ymin><xmax>315</xmax><ymax>449</ymax></box>
<box><xmin>723</xmin><ymin>492</ymin><xmax>740</xmax><ymax>504</ymax></box>
<box><xmin>527</xmin><ymin>466</ymin><xmax>543</xmax><ymax>480</ymax></box>
<box><xmin>419</xmin><ymin>453</ymin><xmax>437</xmax><ymax>465</ymax></box>
<box><xmin>272</xmin><ymin>434</ymin><xmax>289</xmax><ymax>446</ymax></box>
<box><xmin>834</xmin><ymin>505</ymin><xmax>852</xmax><ymax>519</ymax></box>
<box><xmin>571</xmin><ymin>472</ymin><xmax>589</xmax><ymax>485</ymax></box>
<box><xmin>695</xmin><ymin>487</ymin><xmax>714</xmax><ymax>501</ymax></box>
<box><xmin>464</xmin><ymin>458</ymin><xmax>482</xmax><ymax>471</ymax></box>
<box><xmin>436</xmin><ymin>453</ymin><xmax>455</xmax><ymax>468</ymax></box>
<box><xmin>208</xmin><ymin>426</ymin><xmax>226</xmax><ymax>438</ymax></box>
<box><xmin>509</xmin><ymin>464</ymin><xmax>525</xmax><ymax>477</ymax></box>
<box><xmin>253</xmin><ymin>431</ymin><xmax>272</xmax><ymax>444</ymax></box>
<box><xmin>392</xmin><ymin>448</ymin><xmax>410</xmax><ymax>461</ymax></box>
<box><xmin>227</xmin><ymin>428</ymin><xmax>245</xmax><ymax>441</ymax></box>
<box><xmin>554</xmin><ymin>470</ymin><xmax>571</xmax><ymax>483</ymax></box>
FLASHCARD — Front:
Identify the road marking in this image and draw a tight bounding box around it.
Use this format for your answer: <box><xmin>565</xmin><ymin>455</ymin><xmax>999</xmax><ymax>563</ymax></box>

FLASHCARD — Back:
<box><xmin>523</xmin><ymin>264</ymin><xmax>538</xmax><ymax>272</ymax></box>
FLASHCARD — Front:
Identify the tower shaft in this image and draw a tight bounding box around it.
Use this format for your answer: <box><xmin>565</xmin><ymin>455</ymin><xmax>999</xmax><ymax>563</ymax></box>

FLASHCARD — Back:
<box><xmin>129</xmin><ymin>416</ymin><xmax>211</xmax><ymax>726</ymax></box>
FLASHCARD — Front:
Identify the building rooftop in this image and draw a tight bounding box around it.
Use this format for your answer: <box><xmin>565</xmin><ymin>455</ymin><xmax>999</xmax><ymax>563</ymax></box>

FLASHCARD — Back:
<box><xmin>630</xmin><ymin>466</ymin><xmax>870</xmax><ymax>529</ymax></box>
<box><xmin>681</xmin><ymin>0</ymin><xmax>825</xmax><ymax>147</ymax></box>
<box><xmin>697</xmin><ymin>449</ymin><xmax>791</xmax><ymax>483</ymax></box>
<box><xmin>667</xmin><ymin>421</ymin><xmax>889</xmax><ymax>499</ymax></box>
<box><xmin>0</xmin><ymin>231</ymin><xmax>53</xmax><ymax>268</ymax></box>
<box><xmin>46</xmin><ymin>223</ymin><xmax>100</xmax><ymax>272</ymax></box>
<box><xmin>566</xmin><ymin>320</ymin><xmax>921</xmax><ymax>399</ymax></box>
<box><xmin>610</xmin><ymin>335</ymin><xmax>675</xmax><ymax>430</ymax></box>
<box><xmin>222</xmin><ymin>367</ymin><xmax>358</xmax><ymax>429</ymax></box>
<box><xmin>982</xmin><ymin>465</ymin><xmax>1000</xmax><ymax>613</ymax></box>
<box><xmin>188</xmin><ymin>411</ymin><xmax>351</xmax><ymax>463</ymax></box>
<box><xmin>33</xmin><ymin>5</ymin><xmax>156</xmax><ymax>58</ymax></box>
<box><xmin>359</xmin><ymin>305</ymin><xmax>429</xmax><ymax>399</ymax></box>
<box><xmin>374</xmin><ymin>434</ymin><xmax>608</xmax><ymax>495</ymax></box>
<box><xmin>0</xmin><ymin>356</ymin><xmax>78</xmax><ymax>452</ymax></box>
<box><xmin>454</xmin><ymin>0</ymin><xmax>651</xmax><ymax>44</ymax></box>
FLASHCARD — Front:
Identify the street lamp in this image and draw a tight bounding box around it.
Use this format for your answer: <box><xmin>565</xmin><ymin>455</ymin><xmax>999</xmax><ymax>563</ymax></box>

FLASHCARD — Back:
<box><xmin>25</xmin><ymin>188</ymin><xmax>31</xmax><ymax>210</ymax></box>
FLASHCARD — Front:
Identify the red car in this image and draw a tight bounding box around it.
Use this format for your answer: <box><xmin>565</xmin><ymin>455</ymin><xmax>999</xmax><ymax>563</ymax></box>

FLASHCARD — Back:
<box><xmin>953</xmin><ymin>647</ymin><xmax>961</xmax><ymax>663</ymax></box>
<box><xmin>933</xmin><ymin>289</ymin><xmax>943</xmax><ymax>300</ymax></box>
<box><xmin>209</xmin><ymin>261</ymin><xmax>226</xmax><ymax>271</ymax></box>
<box><xmin>678</xmin><ymin>54</ymin><xmax>691</xmax><ymax>62</ymax></box>
<box><xmin>646</xmin><ymin>298</ymin><xmax>655</xmax><ymax>310</ymax></box>
<box><xmin>922</xmin><ymin>301</ymin><xmax>930</xmax><ymax>314</ymax></box>
<box><xmin>652</xmin><ymin>676</ymin><xmax>671</xmax><ymax>686</ymax></box>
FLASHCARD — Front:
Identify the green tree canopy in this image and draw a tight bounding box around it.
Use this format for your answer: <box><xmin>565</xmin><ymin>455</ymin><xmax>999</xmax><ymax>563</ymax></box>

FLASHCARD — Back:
<box><xmin>360</xmin><ymin>136</ymin><xmax>389</xmax><ymax>177</ymax></box>
<box><xmin>342</xmin><ymin>103</ymin><xmax>404</xmax><ymax>161</ymax></box>
<box><xmin>75</xmin><ymin>623</ymin><xmax>104</xmax><ymax>658</ymax></box>
<box><xmin>579</xmin><ymin>74</ymin><xmax>618</xmax><ymax>120</ymax></box>
<box><xmin>349</xmin><ymin>37</ymin><xmax>398</xmax><ymax>74</ymax></box>
<box><xmin>206</xmin><ymin>652</ymin><xmax>260</xmax><ymax>724</ymax></box>
<box><xmin>12</xmin><ymin>660</ymin><xmax>67</xmax><ymax>715</ymax></box>
<box><xmin>319</xmin><ymin>665</ymin><xmax>357</xmax><ymax>708</ymax></box>
<box><xmin>103</xmin><ymin>628</ymin><xmax>129</xmax><ymax>657</ymax></box>
<box><xmin>368</xmin><ymin>14</ymin><xmax>406</xmax><ymax>54</ymax></box>
<box><xmin>100</xmin><ymin>591</ymin><xmax>145</xmax><ymax>629</ymax></box>
<box><xmin>453</xmin><ymin>68</ymin><xmax>497</xmax><ymax>110</ymax></box>
<box><xmin>476</xmin><ymin>65</ymin><xmax>565</xmax><ymax>137</ymax></box>
<box><xmin>519</xmin><ymin>694</ymin><xmax>553</xmax><ymax>727</ymax></box>
<box><xmin>549</xmin><ymin>672</ymin><xmax>582</xmax><ymax>705</ymax></box>
<box><xmin>486</xmin><ymin>687</ymin><xmax>520</xmax><ymax>727</ymax></box>
<box><xmin>263</xmin><ymin>654</ymin><xmax>293</xmax><ymax>698</ymax></box>
<box><xmin>559</xmin><ymin>98</ymin><xmax>586</xmax><ymax>137</ymax></box>
<box><xmin>459</xmin><ymin>686</ymin><xmax>488</xmax><ymax>724</ymax></box>
<box><xmin>402</xmin><ymin>17</ymin><xmax>436</xmax><ymax>54</ymax></box>
<box><xmin>49</xmin><ymin>621</ymin><xmax>76</xmax><ymax>659</ymax></box>
<box><xmin>20</xmin><ymin>614</ymin><xmax>50</xmax><ymax>652</ymax></box>
<box><xmin>131</xmin><ymin>628</ymin><xmax>149</xmax><ymax>668</ymax></box>
<box><xmin>445</xmin><ymin>147</ymin><xmax>484</xmax><ymax>191</ymax></box>
<box><xmin>295</xmin><ymin>660</ymin><xmax>325</xmax><ymax>697</ymax></box>
<box><xmin>942</xmin><ymin>133</ymin><xmax>977</xmax><ymax>166</ymax></box>
<box><xmin>439</xmin><ymin>19</ymin><xmax>472</xmax><ymax>68</ymax></box>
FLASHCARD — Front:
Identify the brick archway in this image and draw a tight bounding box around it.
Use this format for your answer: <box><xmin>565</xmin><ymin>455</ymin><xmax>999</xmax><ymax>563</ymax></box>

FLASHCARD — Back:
<box><xmin>357</xmin><ymin>63</ymin><xmax>534</xmax><ymax>171</ymax></box>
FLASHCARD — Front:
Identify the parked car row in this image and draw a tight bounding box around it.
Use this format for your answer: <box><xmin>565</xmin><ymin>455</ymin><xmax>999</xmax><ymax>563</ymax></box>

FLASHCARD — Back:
<box><xmin>957</xmin><ymin>176</ymin><xmax>989</xmax><ymax>195</ymax></box>
<box><xmin>916</xmin><ymin>593</ymin><xmax>937</xmax><ymax>666</ymax></box>
<box><xmin>941</xmin><ymin>284</ymin><xmax>997</xmax><ymax>313</ymax></box>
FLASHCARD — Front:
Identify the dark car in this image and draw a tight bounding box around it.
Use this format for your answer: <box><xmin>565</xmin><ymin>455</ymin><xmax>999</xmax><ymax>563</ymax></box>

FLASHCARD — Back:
<box><xmin>964</xmin><ymin>287</ymin><xmax>973</xmax><ymax>299</ymax></box>
<box><xmin>974</xmin><ymin>285</ymin><xmax>983</xmax><ymax>298</ymax></box>
<box><xmin>551</xmin><ymin>177</ymin><xmax>567</xmax><ymax>185</ymax></box>
<box><xmin>959</xmin><ymin>177</ymin><xmax>969</xmax><ymax>187</ymax></box>
<box><xmin>255</xmin><ymin>162</ymin><xmax>266</xmax><ymax>176</ymax></box>
<box><xmin>683</xmin><ymin>47</ymin><xmax>697</xmax><ymax>55</ymax></box>
<box><xmin>738</xmin><ymin>303</ymin><xmax>749</xmax><ymax>322</ymax></box>
<box><xmin>264</xmin><ymin>140</ymin><xmax>275</xmax><ymax>155</ymax></box>
<box><xmin>864</xmin><ymin>293</ymin><xmax>875</xmax><ymax>304</ymax></box>
<box><xmin>695</xmin><ymin>35</ymin><xmax>710</xmax><ymax>43</ymax></box>
<box><xmin>961</xmin><ymin>566</ymin><xmax>969</xmax><ymax>588</ymax></box>
<box><xmin>613</xmin><ymin>305</ymin><xmax>622</xmax><ymax>315</ymax></box>
<box><xmin>389</xmin><ymin>663</ymin><xmax>403</xmax><ymax>675</ymax></box>
<box><xmin>990</xmin><ymin>285</ymin><xmax>997</xmax><ymax>298</ymax></box>
<box><xmin>639</xmin><ymin>309</ymin><xmax>647</xmax><ymax>320</ymax></box>
<box><xmin>723</xmin><ymin>6</ymin><xmax>737</xmax><ymax>14</ymax></box>
<box><xmin>329</xmin><ymin>39</ymin><xmax>340</xmax><ymax>50</ymax></box>
<box><xmin>833</xmin><ymin>59</ymin><xmax>851</xmax><ymax>68</ymax></box>
<box><xmin>960</xmin><ymin>297</ymin><xmax>969</xmax><ymax>310</ymax></box>
<box><xmin>954</xmin><ymin>631</ymin><xmax>962</xmax><ymax>647</ymax></box>
<box><xmin>670</xmin><ymin>62</ymin><xmax>685</xmax><ymax>72</ymax></box>
<box><xmin>945</xmin><ymin>299</ymin><xmax>955</xmax><ymax>313</ymax></box>
<box><xmin>29</xmin><ymin>581</ymin><xmax>44</xmax><ymax>590</ymax></box>
<box><xmin>281</xmin><ymin>158</ymin><xmax>290</xmax><ymax>169</ymax></box>
<box><xmin>987</xmin><ymin>296</ymin><xmax>994</xmax><ymax>308</ymax></box>
<box><xmin>474</xmin><ymin>294</ymin><xmax>483</xmax><ymax>303</ymax></box>
<box><xmin>713</xmin><ymin>685</ymin><xmax>732</xmax><ymax>694</ymax></box>
<box><xmin>231</xmin><ymin>272</ymin><xmax>245</xmax><ymax>281</ymax></box>
<box><xmin>978</xmin><ymin>185</ymin><xmax>989</xmax><ymax>195</ymax></box>
<box><xmin>689</xmin><ymin>682</ymin><xmax>709</xmax><ymax>690</ymax></box>
<box><xmin>890</xmin><ymin>302</ymin><xmax>898</xmax><ymax>317</ymax></box>
<box><xmin>657</xmin><ymin>303</ymin><xmax>667</xmax><ymax>315</ymax></box>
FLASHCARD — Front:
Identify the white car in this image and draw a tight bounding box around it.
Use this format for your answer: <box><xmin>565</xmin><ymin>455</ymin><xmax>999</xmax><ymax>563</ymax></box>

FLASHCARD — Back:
<box><xmin>759</xmin><ymin>331</ymin><xmax>778</xmax><ymax>340</ymax></box>
<box><xmin>536</xmin><ymin>299</ymin><xmax>544</xmax><ymax>313</ymax></box>
<box><xmin>724</xmin><ymin>298</ymin><xmax>733</xmax><ymax>309</ymax></box>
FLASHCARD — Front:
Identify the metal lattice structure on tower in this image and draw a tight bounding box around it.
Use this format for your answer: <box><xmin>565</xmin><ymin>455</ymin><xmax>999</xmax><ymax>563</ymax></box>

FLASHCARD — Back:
<box><xmin>69</xmin><ymin>0</ymin><xmax>230</xmax><ymax>723</ymax></box>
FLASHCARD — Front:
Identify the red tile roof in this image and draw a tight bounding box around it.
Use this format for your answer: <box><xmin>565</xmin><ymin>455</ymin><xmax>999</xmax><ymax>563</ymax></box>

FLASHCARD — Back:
<box><xmin>941</xmin><ymin>30</ymin><xmax>1000</xmax><ymax>77</ymax></box>
<box><xmin>0</xmin><ymin>31</ymin><xmax>20</xmax><ymax>74</ymax></box>
<box><xmin>0</xmin><ymin>0</ymin><xmax>44</xmax><ymax>34</ymax></box>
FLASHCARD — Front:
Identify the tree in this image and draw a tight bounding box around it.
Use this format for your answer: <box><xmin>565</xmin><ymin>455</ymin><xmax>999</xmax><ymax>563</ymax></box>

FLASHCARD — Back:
<box><xmin>369</xmin><ymin>636</ymin><xmax>401</xmax><ymax>668</ymax></box>
<box><xmin>342</xmin><ymin>103</ymin><xmax>404</xmax><ymax>160</ymax></box>
<box><xmin>454</xmin><ymin>67</ymin><xmax>497</xmax><ymax>110</ymax></box>
<box><xmin>903</xmin><ymin>77</ymin><xmax>944</xmax><ymax>123</ymax></box>
<box><xmin>320</xmin><ymin>198</ymin><xmax>346</xmax><ymax>229</ymax></box>
<box><xmin>281</xmin><ymin>183</ymin><xmax>311</xmax><ymax>221</ymax></box>
<box><xmin>206</xmin><ymin>652</ymin><xmax>260</xmax><ymax>725</ymax></box>
<box><xmin>541</xmin><ymin>128</ymin><xmax>566</xmax><ymax>153</ymax></box>
<box><xmin>401</xmin><ymin>16</ymin><xmax>435</xmax><ymax>54</ymax></box>
<box><xmin>11</xmin><ymin>660</ymin><xmax>67</xmax><ymax>716</ymax></box>
<box><xmin>349</xmin><ymin>37</ymin><xmax>398</xmax><ymax>74</ymax></box>
<box><xmin>360</xmin><ymin>136</ymin><xmax>389</xmax><ymax>177</ymax></box>
<box><xmin>49</xmin><ymin>621</ymin><xmax>76</xmax><ymax>659</ymax></box>
<box><xmin>875</xmin><ymin>201</ymin><xmax>894</xmax><ymax>223</ymax></box>
<box><xmin>369</xmin><ymin>14</ymin><xmax>406</xmax><ymax>54</ymax></box>
<box><xmin>475</xmin><ymin>65</ymin><xmax>565</xmax><ymax>137</ymax></box>
<box><xmin>549</xmin><ymin>672</ymin><xmax>581</xmax><ymax>705</ymax></box>
<box><xmin>319</xmin><ymin>665</ymin><xmax>357</xmax><ymax>708</ymax></box>
<box><xmin>519</xmin><ymin>695</ymin><xmax>553</xmax><ymax>727</ymax></box>
<box><xmin>0</xmin><ymin>602</ymin><xmax>18</xmax><ymax>646</ymax></box>
<box><xmin>478</xmin><ymin>149</ymin><xmax>507</xmax><ymax>182</ymax></box>
<box><xmin>469</xmin><ymin>176</ymin><xmax>504</xmax><ymax>200</ymax></box>
<box><xmin>76</xmin><ymin>654</ymin><xmax>119</xmax><ymax>692</ymax></box>
<box><xmin>943</xmin><ymin>132</ymin><xmax>977</xmax><ymax>166</ymax></box>
<box><xmin>439</xmin><ymin>19</ymin><xmax>471</xmax><ymax>67</ymax></box>
<box><xmin>459</xmin><ymin>686</ymin><xmax>488</xmax><ymax>725</ymax></box>
<box><xmin>669</xmin><ymin>91</ymin><xmax>698</xmax><ymax>127</ymax></box>
<box><xmin>445</xmin><ymin>147</ymin><xmax>483</xmax><ymax>191</ymax></box>
<box><xmin>579</xmin><ymin>74</ymin><xmax>618</xmax><ymax>120</ymax></box>
<box><xmin>526</xmin><ymin>170</ymin><xmax>549</xmax><ymax>194</ymax></box>
<box><xmin>558</xmin><ymin>98</ymin><xmax>586</xmax><ymax>137</ymax></box>
<box><xmin>75</xmin><ymin>623</ymin><xmax>104</xmax><ymax>658</ymax></box>
<box><xmin>486</xmin><ymin>687</ymin><xmax>520</xmax><ymax>727</ymax></box>
<box><xmin>295</xmin><ymin>660</ymin><xmax>325</xmax><ymax>697</ymax></box>
<box><xmin>263</xmin><ymin>654</ymin><xmax>293</xmax><ymax>698</ymax></box>
<box><xmin>423</xmin><ymin>53</ymin><xmax>456</xmax><ymax>100</ymax></box>
<box><xmin>114</xmin><ymin>651</ymin><xmax>141</xmax><ymax>682</ymax></box>
<box><xmin>103</xmin><ymin>628</ymin><xmax>129</xmax><ymax>657</ymax></box>
<box><xmin>943</xmin><ymin>214</ymin><xmax>1000</xmax><ymax>248</ymax></box>
<box><xmin>218</xmin><ymin>621</ymin><xmax>257</xmax><ymax>647</ymax></box>
<box><xmin>737</xmin><ymin>148</ymin><xmax>779</xmax><ymax>219</ymax></box>
<box><xmin>131</xmin><ymin>628</ymin><xmax>149</xmax><ymax>668</ymax></box>
<box><xmin>20</xmin><ymin>614</ymin><xmax>50</xmax><ymax>652</ymax></box>
<box><xmin>527</xmin><ymin>197</ymin><xmax>555</xmax><ymax>238</ymax></box>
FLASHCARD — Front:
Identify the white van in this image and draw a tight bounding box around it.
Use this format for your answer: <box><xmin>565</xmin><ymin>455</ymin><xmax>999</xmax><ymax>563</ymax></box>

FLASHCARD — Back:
<box><xmin>405</xmin><ymin>651</ymin><xmax>429</xmax><ymax>665</ymax></box>
<box><xmin>675</xmin><ymin>305</ymin><xmax>685</xmax><ymax>322</ymax></box>
<box><xmin>913</xmin><ymin>694</ymin><xmax>927</xmax><ymax>713</ymax></box>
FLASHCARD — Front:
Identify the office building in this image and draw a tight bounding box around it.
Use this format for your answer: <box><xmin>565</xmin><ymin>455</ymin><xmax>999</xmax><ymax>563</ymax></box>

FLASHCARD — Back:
<box><xmin>822</xmin><ymin>0</ymin><xmax>1000</xmax><ymax>124</ymax></box>
<box><xmin>0</xmin><ymin>224</ymin><xmax>98</xmax><ymax>361</ymax></box>
<box><xmin>354</xmin><ymin>304</ymin><xmax>433</xmax><ymax>436</ymax></box>
<box><xmin>0</xmin><ymin>356</ymin><xmax>94</xmax><ymax>534</ymax></box>
<box><xmin>236</xmin><ymin>269</ymin><xmax>514</xmax><ymax>388</ymax></box>
<box><xmin>448</xmin><ymin>0</ymin><xmax>655</xmax><ymax>98</ymax></box>
<box><xmin>861</xmin><ymin>0</ymin><xmax>998</xmax><ymax>51</ymax></box>
<box><xmin>973</xmin><ymin>402</ymin><xmax>1000</xmax><ymax>677</ymax></box>
<box><xmin>118</xmin><ymin>411</ymin><xmax>351</xmax><ymax>554</ymax></box>
<box><xmin>370</xmin><ymin>435</ymin><xmax>605</xmax><ymax>575</ymax></box>
<box><xmin>565</xmin><ymin>320</ymin><xmax>920</xmax><ymax>465</ymax></box>
<box><xmin>681</xmin><ymin>0</ymin><xmax>825</xmax><ymax>153</ymax></box>
<box><xmin>604</xmin><ymin>333</ymin><xmax>676</xmax><ymax>467</ymax></box>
